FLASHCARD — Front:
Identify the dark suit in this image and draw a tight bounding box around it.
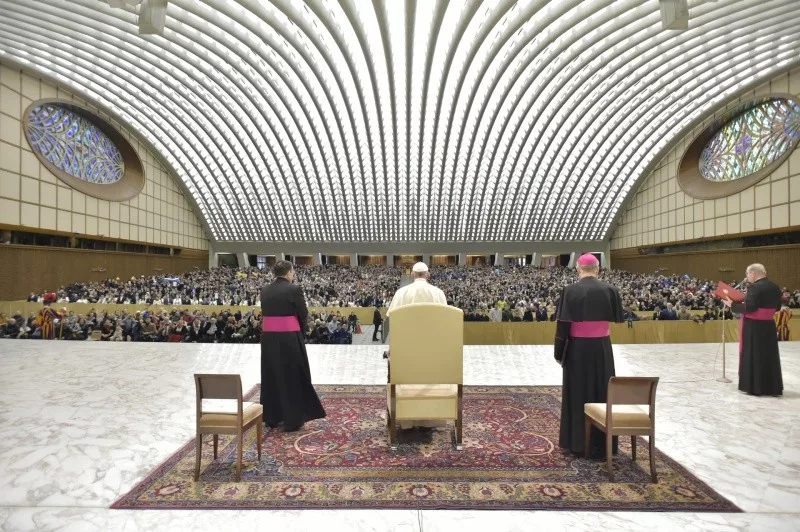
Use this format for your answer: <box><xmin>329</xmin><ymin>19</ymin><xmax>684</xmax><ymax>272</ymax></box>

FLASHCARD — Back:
<box><xmin>372</xmin><ymin>308</ymin><xmax>383</xmax><ymax>341</ymax></box>
<box><xmin>658</xmin><ymin>307</ymin><xmax>677</xmax><ymax>320</ymax></box>
<box><xmin>260</xmin><ymin>278</ymin><xmax>325</xmax><ymax>430</ymax></box>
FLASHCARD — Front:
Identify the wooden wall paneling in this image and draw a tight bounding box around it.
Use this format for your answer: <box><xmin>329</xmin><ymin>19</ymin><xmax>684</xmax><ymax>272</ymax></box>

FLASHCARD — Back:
<box><xmin>0</xmin><ymin>245</ymin><xmax>208</xmax><ymax>299</ymax></box>
<box><xmin>612</xmin><ymin>245</ymin><xmax>800</xmax><ymax>289</ymax></box>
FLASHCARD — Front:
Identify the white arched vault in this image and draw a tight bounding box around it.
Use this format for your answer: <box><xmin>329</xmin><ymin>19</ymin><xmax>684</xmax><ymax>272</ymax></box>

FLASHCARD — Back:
<box><xmin>1</xmin><ymin>0</ymin><xmax>799</xmax><ymax>244</ymax></box>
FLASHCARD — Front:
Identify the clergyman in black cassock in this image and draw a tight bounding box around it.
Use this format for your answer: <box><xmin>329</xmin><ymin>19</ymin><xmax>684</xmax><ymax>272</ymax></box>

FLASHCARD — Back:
<box><xmin>554</xmin><ymin>254</ymin><xmax>624</xmax><ymax>458</ymax></box>
<box><xmin>726</xmin><ymin>263</ymin><xmax>783</xmax><ymax>396</ymax></box>
<box><xmin>260</xmin><ymin>260</ymin><xmax>326</xmax><ymax>431</ymax></box>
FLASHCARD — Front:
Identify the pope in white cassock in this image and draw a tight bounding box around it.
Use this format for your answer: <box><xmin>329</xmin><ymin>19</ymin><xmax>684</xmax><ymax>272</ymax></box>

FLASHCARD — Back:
<box><xmin>386</xmin><ymin>261</ymin><xmax>448</xmax><ymax>429</ymax></box>
<box><xmin>387</xmin><ymin>262</ymin><xmax>447</xmax><ymax>314</ymax></box>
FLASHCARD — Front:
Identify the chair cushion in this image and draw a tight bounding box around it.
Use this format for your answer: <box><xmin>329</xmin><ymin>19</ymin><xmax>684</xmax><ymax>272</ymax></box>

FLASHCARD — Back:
<box><xmin>389</xmin><ymin>385</ymin><xmax>459</xmax><ymax>420</ymax></box>
<box><xmin>199</xmin><ymin>402</ymin><xmax>263</xmax><ymax>430</ymax></box>
<box><xmin>396</xmin><ymin>384</ymin><xmax>458</xmax><ymax>398</ymax></box>
<box><xmin>584</xmin><ymin>403</ymin><xmax>651</xmax><ymax>430</ymax></box>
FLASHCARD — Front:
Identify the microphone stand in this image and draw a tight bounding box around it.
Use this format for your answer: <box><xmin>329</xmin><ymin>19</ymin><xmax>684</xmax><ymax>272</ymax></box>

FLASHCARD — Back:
<box><xmin>717</xmin><ymin>278</ymin><xmax>744</xmax><ymax>384</ymax></box>
<box><xmin>716</xmin><ymin>306</ymin><xmax>732</xmax><ymax>383</ymax></box>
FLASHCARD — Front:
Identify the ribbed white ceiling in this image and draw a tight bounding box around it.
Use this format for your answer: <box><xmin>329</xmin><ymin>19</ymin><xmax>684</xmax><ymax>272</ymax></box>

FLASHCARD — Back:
<box><xmin>1</xmin><ymin>0</ymin><xmax>799</xmax><ymax>243</ymax></box>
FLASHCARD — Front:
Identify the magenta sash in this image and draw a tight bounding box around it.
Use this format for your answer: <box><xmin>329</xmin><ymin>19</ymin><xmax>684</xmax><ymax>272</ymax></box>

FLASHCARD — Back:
<box><xmin>262</xmin><ymin>316</ymin><xmax>301</xmax><ymax>332</ymax></box>
<box><xmin>738</xmin><ymin>308</ymin><xmax>777</xmax><ymax>357</ymax></box>
<box><xmin>570</xmin><ymin>321</ymin><xmax>610</xmax><ymax>338</ymax></box>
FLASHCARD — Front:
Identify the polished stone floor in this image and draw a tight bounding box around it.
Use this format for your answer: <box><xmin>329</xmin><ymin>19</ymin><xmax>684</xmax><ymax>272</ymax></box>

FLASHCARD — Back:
<box><xmin>0</xmin><ymin>337</ymin><xmax>798</xmax><ymax>532</ymax></box>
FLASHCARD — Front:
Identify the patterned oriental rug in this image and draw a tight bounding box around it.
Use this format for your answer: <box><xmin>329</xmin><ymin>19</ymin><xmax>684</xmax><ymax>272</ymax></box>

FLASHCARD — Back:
<box><xmin>113</xmin><ymin>385</ymin><xmax>740</xmax><ymax>511</ymax></box>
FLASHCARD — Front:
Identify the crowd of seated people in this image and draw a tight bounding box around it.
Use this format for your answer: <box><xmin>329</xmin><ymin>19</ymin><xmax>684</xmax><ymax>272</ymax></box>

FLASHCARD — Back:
<box><xmin>23</xmin><ymin>265</ymin><xmax>397</xmax><ymax>308</ymax></box>
<box><xmin>306</xmin><ymin>311</ymin><xmax>357</xmax><ymax>344</ymax></box>
<box><xmin>6</xmin><ymin>264</ymin><xmax>798</xmax><ymax>342</ymax></box>
<box><xmin>0</xmin><ymin>308</ymin><xmax>262</xmax><ymax>343</ymax></box>
<box><xmin>0</xmin><ymin>307</ymin><xmax>360</xmax><ymax>344</ymax></box>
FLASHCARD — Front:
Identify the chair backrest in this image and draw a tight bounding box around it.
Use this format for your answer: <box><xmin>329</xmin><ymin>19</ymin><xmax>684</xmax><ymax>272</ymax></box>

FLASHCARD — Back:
<box><xmin>607</xmin><ymin>376</ymin><xmax>659</xmax><ymax>411</ymax></box>
<box><xmin>90</xmin><ymin>329</ymin><xmax>101</xmax><ymax>340</ymax></box>
<box><xmin>388</xmin><ymin>303</ymin><xmax>463</xmax><ymax>385</ymax></box>
<box><xmin>195</xmin><ymin>373</ymin><xmax>243</xmax><ymax>400</ymax></box>
<box><xmin>194</xmin><ymin>374</ymin><xmax>244</xmax><ymax>423</ymax></box>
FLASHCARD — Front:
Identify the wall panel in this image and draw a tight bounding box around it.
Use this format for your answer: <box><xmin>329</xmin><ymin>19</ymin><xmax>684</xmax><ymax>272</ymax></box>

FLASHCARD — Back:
<box><xmin>611</xmin><ymin>244</ymin><xmax>800</xmax><ymax>290</ymax></box>
<box><xmin>0</xmin><ymin>245</ymin><xmax>208</xmax><ymax>300</ymax></box>
<box><xmin>611</xmin><ymin>66</ymin><xmax>800</xmax><ymax>251</ymax></box>
<box><xmin>0</xmin><ymin>61</ymin><xmax>208</xmax><ymax>251</ymax></box>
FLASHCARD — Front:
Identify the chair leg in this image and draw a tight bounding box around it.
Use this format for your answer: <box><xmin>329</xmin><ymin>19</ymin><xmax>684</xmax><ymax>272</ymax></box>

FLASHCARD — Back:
<box><xmin>213</xmin><ymin>434</ymin><xmax>218</xmax><ymax>459</ymax></box>
<box><xmin>649</xmin><ymin>434</ymin><xmax>657</xmax><ymax>483</ymax></box>
<box><xmin>583</xmin><ymin>417</ymin><xmax>591</xmax><ymax>459</ymax></box>
<box><xmin>631</xmin><ymin>435</ymin><xmax>637</xmax><ymax>461</ymax></box>
<box><xmin>256</xmin><ymin>420</ymin><xmax>262</xmax><ymax>461</ymax></box>
<box><xmin>235</xmin><ymin>432</ymin><xmax>243</xmax><ymax>482</ymax></box>
<box><xmin>606</xmin><ymin>431</ymin><xmax>614</xmax><ymax>481</ymax></box>
<box><xmin>194</xmin><ymin>434</ymin><xmax>202</xmax><ymax>481</ymax></box>
<box><xmin>455</xmin><ymin>415</ymin><xmax>463</xmax><ymax>451</ymax></box>
<box><xmin>388</xmin><ymin>387</ymin><xmax>398</xmax><ymax>450</ymax></box>
<box><xmin>389</xmin><ymin>415</ymin><xmax>398</xmax><ymax>450</ymax></box>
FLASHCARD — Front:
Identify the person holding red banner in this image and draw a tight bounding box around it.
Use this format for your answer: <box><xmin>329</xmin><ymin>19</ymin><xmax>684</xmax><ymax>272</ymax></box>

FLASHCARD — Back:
<box><xmin>722</xmin><ymin>263</ymin><xmax>783</xmax><ymax>397</ymax></box>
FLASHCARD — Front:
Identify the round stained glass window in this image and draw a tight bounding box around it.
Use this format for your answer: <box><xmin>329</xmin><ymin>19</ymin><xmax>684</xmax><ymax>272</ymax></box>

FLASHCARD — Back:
<box><xmin>699</xmin><ymin>98</ymin><xmax>800</xmax><ymax>182</ymax></box>
<box><xmin>678</xmin><ymin>95</ymin><xmax>800</xmax><ymax>200</ymax></box>
<box><xmin>23</xmin><ymin>100</ymin><xmax>144</xmax><ymax>201</ymax></box>
<box><xmin>26</xmin><ymin>103</ymin><xmax>124</xmax><ymax>184</ymax></box>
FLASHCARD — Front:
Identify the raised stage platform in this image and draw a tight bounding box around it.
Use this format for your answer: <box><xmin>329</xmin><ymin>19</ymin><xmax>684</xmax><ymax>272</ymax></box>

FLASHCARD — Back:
<box><xmin>0</xmin><ymin>340</ymin><xmax>798</xmax><ymax>531</ymax></box>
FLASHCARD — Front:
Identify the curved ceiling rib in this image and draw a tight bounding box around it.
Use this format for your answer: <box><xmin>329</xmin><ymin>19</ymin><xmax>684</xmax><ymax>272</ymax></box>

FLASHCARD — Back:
<box><xmin>553</xmin><ymin>2</ymin><xmax>797</xmax><ymax>239</ymax></box>
<box><xmin>1</xmin><ymin>0</ymin><xmax>799</xmax><ymax>243</ymax></box>
<box><xmin>548</xmin><ymin>1</ymin><xmax>796</xmax><ymax>239</ymax></box>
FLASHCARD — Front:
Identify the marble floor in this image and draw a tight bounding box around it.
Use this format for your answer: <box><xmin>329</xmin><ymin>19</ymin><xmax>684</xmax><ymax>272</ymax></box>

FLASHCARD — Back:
<box><xmin>0</xmin><ymin>338</ymin><xmax>798</xmax><ymax>532</ymax></box>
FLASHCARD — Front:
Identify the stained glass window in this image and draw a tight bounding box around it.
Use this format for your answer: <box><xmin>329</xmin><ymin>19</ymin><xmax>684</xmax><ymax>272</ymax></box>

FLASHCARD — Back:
<box><xmin>699</xmin><ymin>98</ymin><xmax>800</xmax><ymax>182</ymax></box>
<box><xmin>25</xmin><ymin>104</ymin><xmax>125</xmax><ymax>185</ymax></box>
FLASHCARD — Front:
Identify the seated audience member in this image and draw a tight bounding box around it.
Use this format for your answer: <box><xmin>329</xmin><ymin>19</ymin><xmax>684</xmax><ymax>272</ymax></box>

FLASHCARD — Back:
<box><xmin>140</xmin><ymin>318</ymin><xmax>158</xmax><ymax>341</ymax></box>
<box><xmin>522</xmin><ymin>307</ymin><xmax>534</xmax><ymax>322</ymax></box>
<box><xmin>676</xmin><ymin>305</ymin><xmax>693</xmax><ymax>320</ymax></box>
<box><xmin>186</xmin><ymin>319</ymin><xmax>205</xmax><ymax>343</ymax></box>
<box><xmin>332</xmin><ymin>325</ymin><xmax>352</xmax><ymax>344</ymax></box>
<box><xmin>658</xmin><ymin>303</ymin><xmax>678</xmax><ymax>320</ymax></box>
<box><xmin>99</xmin><ymin>319</ymin><xmax>114</xmax><ymax>341</ymax></box>
<box><xmin>534</xmin><ymin>303</ymin><xmax>548</xmax><ymax>322</ymax></box>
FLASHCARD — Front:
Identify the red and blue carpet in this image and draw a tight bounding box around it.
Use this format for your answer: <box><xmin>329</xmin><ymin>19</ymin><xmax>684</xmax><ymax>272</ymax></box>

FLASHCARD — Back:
<box><xmin>112</xmin><ymin>385</ymin><xmax>739</xmax><ymax>511</ymax></box>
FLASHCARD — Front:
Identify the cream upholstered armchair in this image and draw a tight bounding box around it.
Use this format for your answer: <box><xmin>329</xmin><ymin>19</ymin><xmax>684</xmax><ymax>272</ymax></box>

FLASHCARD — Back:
<box><xmin>386</xmin><ymin>303</ymin><xmax>464</xmax><ymax>450</ymax></box>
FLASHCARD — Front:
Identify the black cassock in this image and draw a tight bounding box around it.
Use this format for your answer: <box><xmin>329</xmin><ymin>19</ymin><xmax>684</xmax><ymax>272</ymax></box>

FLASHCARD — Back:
<box><xmin>732</xmin><ymin>277</ymin><xmax>783</xmax><ymax>396</ymax></box>
<box><xmin>260</xmin><ymin>278</ymin><xmax>326</xmax><ymax>429</ymax></box>
<box><xmin>554</xmin><ymin>277</ymin><xmax>623</xmax><ymax>457</ymax></box>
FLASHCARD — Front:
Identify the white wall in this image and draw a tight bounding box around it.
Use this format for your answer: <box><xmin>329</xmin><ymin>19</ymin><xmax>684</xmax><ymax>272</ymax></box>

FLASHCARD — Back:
<box><xmin>611</xmin><ymin>66</ymin><xmax>800</xmax><ymax>250</ymax></box>
<box><xmin>0</xmin><ymin>62</ymin><xmax>208</xmax><ymax>251</ymax></box>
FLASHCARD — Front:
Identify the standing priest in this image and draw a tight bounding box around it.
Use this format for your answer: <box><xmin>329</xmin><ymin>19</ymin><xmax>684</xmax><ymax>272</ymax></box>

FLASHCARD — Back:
<box><xmin>260</xmin><ymin>260</ymin><xmax>326</xmax><ymax>432</ymax></box>
<box><xmin>723</xmin><ymin>263</ymin><xmax>783</xmax><ymax>396</ymax></box>
<box><xmin>554</xmin><ymin>254</ymin><xmax>624</xmax><ymax>458</ymax></box>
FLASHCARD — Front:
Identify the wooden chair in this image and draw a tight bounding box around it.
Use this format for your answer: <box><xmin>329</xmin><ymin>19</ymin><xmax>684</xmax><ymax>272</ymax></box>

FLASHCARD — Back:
<box><xmin>584</xmin><ymin>376</ymin><xmax>660</xmax><ymax>482</ymax></box>
<box><xmin>194</xmin><ymin>374</ymin><xmax>263</xmax><ymax>481</ymax></box>
<box><xmin>386</xmin><ymin>303</ymin><xmax>464</xmax><ymax>450</ymax></box>
<box><xmin>88</xmin><ymin>330</ymin><xmax>102</xmax><ymax>341</ymax></box>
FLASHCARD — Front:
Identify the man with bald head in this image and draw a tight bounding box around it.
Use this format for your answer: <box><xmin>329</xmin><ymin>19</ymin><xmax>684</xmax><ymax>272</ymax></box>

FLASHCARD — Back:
<box><xmin>554</xmin><ymin>254</ymin><xmax>624</xmax><ymax>458</ymax></box>
<box><xmin>723</xmin><ymin>263</ymin><xmax>783</xmax><ymax>396</ymax></box>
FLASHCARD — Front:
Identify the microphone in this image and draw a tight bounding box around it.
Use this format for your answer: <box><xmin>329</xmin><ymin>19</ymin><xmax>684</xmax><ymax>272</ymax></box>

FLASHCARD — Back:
<box><xmin>734</xmin><ymin>277</ymin><xmax>748</xmax><ymax>290</ymax></box>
